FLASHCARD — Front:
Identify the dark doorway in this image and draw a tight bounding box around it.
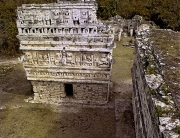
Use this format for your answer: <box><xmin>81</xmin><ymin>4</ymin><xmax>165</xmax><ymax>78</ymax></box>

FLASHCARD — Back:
<box><xmin>64</xmin><ymin>84</ymin><xmax>73</xmax><ymax>97</ymax></box>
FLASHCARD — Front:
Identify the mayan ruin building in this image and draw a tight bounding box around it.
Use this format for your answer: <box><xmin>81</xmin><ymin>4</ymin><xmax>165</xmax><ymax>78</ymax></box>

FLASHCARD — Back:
<box><xmin>15</xmin><ymin>0</ymin><xmax>180</xmax><ymax>137</ymax></box>
<box><xmin>16</xmin><ymin>0</ymin><xmax>115</xmax><ymax>104</ymax></box>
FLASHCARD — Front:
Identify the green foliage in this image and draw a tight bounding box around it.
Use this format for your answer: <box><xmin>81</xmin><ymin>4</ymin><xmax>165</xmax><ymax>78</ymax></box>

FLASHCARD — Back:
<box><xmin>97</xmin><ymin>0</ymin><xmax>117</xmax><ymax>20</ymax></box>
<box><xmin>172</xmin><ymin>125</ymin><xmax>180</xmax><ymax>134</ymax></box>
<box><xmin>155</xmin><ymin>104</ymin><xmax>178</xmax><ymax>118</ymax></box>
<box><xmin>112</xmin><ymin>38</ymin><xmax>134</xmax><ymax>82</ymax></box>
<box><xmin>148</xmin><ymin>89</ymin><xmax>155</xmax><ymax>95</ymax></box>
<box><xmin>0</xmin><ymin>0</ymin><xmax>56</xmax><ymax>56</ymax></box>
<box><xmin>172</xmin><ymin>110</ymin><xmax>180</xmax><ymax>119</ymax></box>
<box><xmin>161</xmin><ymin>84</ymin><xmax>171</xmax><ymax>95</ymax></box>
<box><xmin>160</xmin><ymin>97</ymin><xmax>169</xmax><ymax>105</ymax></box>
<box><xmin>0</xmin><ymin>0</ymin><xmax>179</xmax><ymax>56</ymax></box>
<box><xmin>146</xmin><ymin>64</ymin><xmax>157</xmax><ymax>74</ymax></box>
<box><xmin>97</xmin><ymin>0</ymin><xmax>180</xmax><ymax>30</ymax></box>
<box><xmin>155</xmin><ymin>105</ymin><xmax>171</xmax><ymax>117</ymax></box>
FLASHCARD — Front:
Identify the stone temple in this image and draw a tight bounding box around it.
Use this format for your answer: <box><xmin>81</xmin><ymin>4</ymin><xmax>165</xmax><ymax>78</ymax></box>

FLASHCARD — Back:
<box><xmin>16</xmin><ymin>0</ymin><xmax>115</xmax><ymax>104</ymax></box>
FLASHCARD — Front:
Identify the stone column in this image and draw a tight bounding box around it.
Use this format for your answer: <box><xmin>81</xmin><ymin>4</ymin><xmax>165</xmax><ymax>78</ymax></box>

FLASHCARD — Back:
<box><xmin>118</xmin><ymin>28</ymin><xmax>123</xmax><ymax>41</ymax></box>
<box><xmin>130</xmin><ymin>28</ymin><xmax>133</xmax><ymax>36</ymax></box>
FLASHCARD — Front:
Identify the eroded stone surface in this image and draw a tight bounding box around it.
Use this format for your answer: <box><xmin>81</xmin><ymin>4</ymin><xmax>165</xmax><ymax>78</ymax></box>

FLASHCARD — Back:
<box><xmin>16</xmin><ymin>0</ymin><xmax>115</xmax><ymax>104</ymax></box>
<box><xmin>132</xmin><ymin>28</ymin><xmax>180</xmax><ymax>138</ymax></box>
<box><xmin>145</xmin><ymin>74</ymin><xmax>163</xmax><ymax>90</ymax></box>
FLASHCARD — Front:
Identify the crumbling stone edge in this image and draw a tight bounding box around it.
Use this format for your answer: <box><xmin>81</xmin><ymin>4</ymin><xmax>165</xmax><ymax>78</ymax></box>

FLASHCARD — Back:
<box><xmin>132</xmin><ymin>29</ymin><xmax>180</xmax><ymax>138</ymax></box>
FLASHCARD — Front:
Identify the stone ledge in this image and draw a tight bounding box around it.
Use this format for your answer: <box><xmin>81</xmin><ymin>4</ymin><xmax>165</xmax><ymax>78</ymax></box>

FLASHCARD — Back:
<box><xmin>132</xmin><ymin>28</ymin><xmax>180</xmax><ymax>138</ymax></box>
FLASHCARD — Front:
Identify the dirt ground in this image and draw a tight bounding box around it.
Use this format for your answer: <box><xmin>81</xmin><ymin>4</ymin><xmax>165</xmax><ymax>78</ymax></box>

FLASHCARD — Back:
<box><xmin>0</xmin><ymin>37</ymin><xmax>135</xmax><ymax>138</ymax></box>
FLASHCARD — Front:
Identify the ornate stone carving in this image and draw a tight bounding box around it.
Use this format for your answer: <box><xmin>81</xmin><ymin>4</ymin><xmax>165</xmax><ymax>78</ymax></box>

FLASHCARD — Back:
<box><xmin>61</xmin><ymin>50</ymin><xmax>66</xmax><ymax>65</ymax></box>
<box><xmin>22</xmin><ymin>51</ymin><xmax>112</xmax><ymax>68</ymax></box>
<box><xmin>16</xmin><ymin>0</ymin><xmax>115</xmax><ymax>104</ymax></box>
<box><xmin>26</xmin><ymin>69</ymin><xmax>110</xmax><ymax>81</ymax></box>
<box><xmin>98</xmin><ymin>53</ymin><xmax>110</xmax><ymax>67</ymax></box>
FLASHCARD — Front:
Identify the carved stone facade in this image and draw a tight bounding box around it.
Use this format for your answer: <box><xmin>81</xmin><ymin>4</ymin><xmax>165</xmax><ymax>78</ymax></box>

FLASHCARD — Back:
<box><xmin>108</xmin><ymin>15</ymin><xmax>156</xmax><ymax>41</ymax></box>
<box><xmin>32</xmin><ymin>81</ymin><xmax>108</xmax><ymax>103</ymax></box>
<box><xmin>16</xmin><ymin>0</ymin><xmax>115</xmax><ymax>104</ymax></box>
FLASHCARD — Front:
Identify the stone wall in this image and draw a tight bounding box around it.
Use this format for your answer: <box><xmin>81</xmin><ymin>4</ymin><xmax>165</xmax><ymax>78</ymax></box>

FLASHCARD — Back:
<box><xmin>132</xmin><ymin>45</ymin><xmax>162</xmax><ymax>138</ymax></box>
<box><xmin>132</xmin><ymin>29</ymin><xmax>180</xmax><ymax>138</ymax></box>
<box><xmin>32</xmin><ymin>81</ymin><xmax>108</xmax><ymax>104</ymax></box>
<box><xmin>73</xmin><ymin>83</ymin><xmax>108</xmax><ymax>103</ymax></box>
<box><xmin>108</xmin><ymin>15</ymin><xmax>156</xmax><ymax>41</ymax></box>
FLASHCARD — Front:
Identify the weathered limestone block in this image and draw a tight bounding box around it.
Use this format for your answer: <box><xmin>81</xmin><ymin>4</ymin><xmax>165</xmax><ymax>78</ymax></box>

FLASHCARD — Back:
<box><xmin>31</xmin><ymin>81</ymin><xmax>66</xmax><ymax>102</ymax></box>
<box><xmin>73</xmin><ymin>83</ymin><xmax>108</xmax><ymax>102</ymax></box>
<box><xmin>16</xmin><ymin>0</ymin><xmax>115</xmax><ymax>104</ymax></box>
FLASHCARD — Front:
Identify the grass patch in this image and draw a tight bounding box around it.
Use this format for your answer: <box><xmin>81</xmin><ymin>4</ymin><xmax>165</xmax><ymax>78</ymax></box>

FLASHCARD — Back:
<box><xmin>149</xmin><ymin>30</ymin><xmax>180</xmax><ymax>60</ymax></box>
<box><xmin>0</xmin><ymin>105</ymin><xmax>115</xmax><ymax>138</ymax></box>
<box><xmin>112</xmin><ymin>37</ymin><xmax>134</xmax><ymax>83</ymax></box>
<box><xmin>0</xmin><ymin>61</ymin><xmax>115</xmax><ymax>138</ymax></box>
<box><xmin>1</xmin><ymin>104</ymin><xmax>55</xmax><ymax>138</ymax></box>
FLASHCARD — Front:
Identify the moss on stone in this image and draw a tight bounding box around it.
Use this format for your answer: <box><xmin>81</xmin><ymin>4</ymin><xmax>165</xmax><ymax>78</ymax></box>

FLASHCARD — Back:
<box><xmin>172</xmin><ymin>125</ymin><xmax>180</xmax><ymax>134</ymax></box>
<box><xmin>148</xmin><ymin>89</ymin><xmax>155</xmax><ymax>95</ymax></box>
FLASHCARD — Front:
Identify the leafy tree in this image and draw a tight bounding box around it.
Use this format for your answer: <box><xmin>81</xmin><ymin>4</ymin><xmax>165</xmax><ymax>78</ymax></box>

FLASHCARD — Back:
<box><xmin>0</xmin><ymin>0</ymin><xmax>179</xmax><ymax>56</ymax></box>
<box><xmin>0</xmin><ymin>0</ymin><xmax>56</xmax><ymax>56</ymax></box>
<box><xmin>97</xmin><ymin>0</ymin><xmax>180</xmax><ymax>30</ymax></box>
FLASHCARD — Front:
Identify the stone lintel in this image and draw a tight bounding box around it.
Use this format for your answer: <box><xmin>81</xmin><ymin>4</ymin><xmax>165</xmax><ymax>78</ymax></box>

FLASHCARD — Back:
<box><xmin>20</xmin><ymin>47</ymin><xmax>113</xmax><ymax>52</ymax></box>
<box><xmin>25</xmin><ymin>68</ymin><xmax>110</xmax><ymax>82</ymax></box>
<box><xmin>28</xmin><ymin>78</ymin><xmax>110</xmax><ymax>84</ymax></box>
